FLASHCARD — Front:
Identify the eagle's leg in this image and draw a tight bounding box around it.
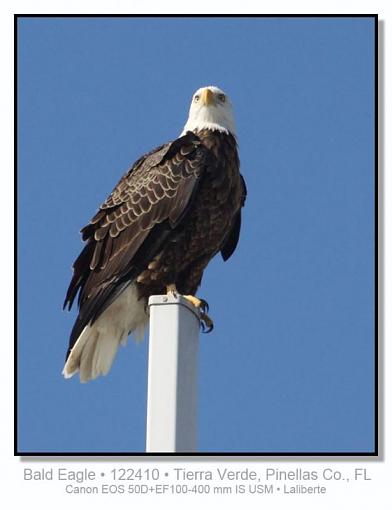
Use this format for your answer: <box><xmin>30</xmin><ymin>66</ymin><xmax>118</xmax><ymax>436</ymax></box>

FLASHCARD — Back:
<box><xmin>183</xmin><ymin>295</ymin><xmax>214</xmax><ymax>333</ymax></box>
<box><xmin>165</xmin><ymin>285</ymin><xmax>213</xmax><ymax>333</ymax></box>
<box><xmin>166</xmin><ymin>283</ymin><xmax>179</xmax><ymax>297</ymax></box>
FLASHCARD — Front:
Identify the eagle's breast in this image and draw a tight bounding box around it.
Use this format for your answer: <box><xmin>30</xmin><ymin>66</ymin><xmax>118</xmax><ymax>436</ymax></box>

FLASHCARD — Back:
<box><xmin>190</xmin><ymin>129</ymin><xmax>242</xmax><ymax>251</ymax></box>
<box><xmin>136</xmin><ymin>129</ymin><xmax>242</xmax><ymax>296</ymax></box>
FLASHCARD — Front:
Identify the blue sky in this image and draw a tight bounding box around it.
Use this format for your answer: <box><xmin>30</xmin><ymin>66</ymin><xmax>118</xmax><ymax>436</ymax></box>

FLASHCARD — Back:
<box><xmin>17</xmin><ymin>16</ymin><xmax>375</xmax><ymax>453</ymax></box>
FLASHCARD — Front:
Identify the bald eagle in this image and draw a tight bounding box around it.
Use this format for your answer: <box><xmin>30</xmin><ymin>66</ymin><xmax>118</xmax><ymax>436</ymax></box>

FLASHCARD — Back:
<box><xmin>63</xmin><ymin>86</ymin><xmax>246</xmax><ymax>382</ymax></box>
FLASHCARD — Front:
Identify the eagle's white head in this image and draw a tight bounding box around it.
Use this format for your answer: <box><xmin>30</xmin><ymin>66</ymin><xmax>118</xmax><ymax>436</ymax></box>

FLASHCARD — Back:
<box><xmin>181</xmin><ymin>85</ymin><xmax>236</xmax><ymax>137</ymax></box>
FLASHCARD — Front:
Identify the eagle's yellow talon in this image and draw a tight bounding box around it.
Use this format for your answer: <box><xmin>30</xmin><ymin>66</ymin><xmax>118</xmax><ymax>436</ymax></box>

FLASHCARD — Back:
<box><xmin>200</xmin><ymin>312</ymin><xmax>214</xmax><ymax>333</ymax></box>
<box><xmin>183</xmin><ymin>295</ymin><xmax>213</xmax><ymax>333</ymax></box>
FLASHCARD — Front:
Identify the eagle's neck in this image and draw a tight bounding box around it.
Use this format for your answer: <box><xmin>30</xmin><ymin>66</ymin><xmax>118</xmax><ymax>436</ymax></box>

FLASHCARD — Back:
<box><xmin>180</xmin><ymin>122</ymin><xmax>231</xmax><ymax>136</ymax></box>
<box><xmin>180</xmin><ymin>106</ymin><xmax>236</xmax><ymax>137</ymax></box>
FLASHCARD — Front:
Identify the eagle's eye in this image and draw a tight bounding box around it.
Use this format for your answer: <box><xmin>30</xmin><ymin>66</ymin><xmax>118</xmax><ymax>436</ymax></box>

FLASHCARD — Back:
<box><xmin>194</xmin><ymin>95</ymin><xmax>200</xmax><ymax>102</ymax></box>
<box><xmin>219</xmin><ymin>94</ymin><xmax>226</xmax><ymax>102</ymax></box>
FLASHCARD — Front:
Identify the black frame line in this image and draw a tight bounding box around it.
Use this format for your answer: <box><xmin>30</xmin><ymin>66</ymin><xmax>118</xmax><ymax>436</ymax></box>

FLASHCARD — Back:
<box><xmin>15</xmin><ymin>14</ymin><xmax>376</xmax><ymax>18</ymax></box>
<box><xmin>14</xmin><ymin>13</ymin><xmax>379</xmax><ymax>458</ymax></box>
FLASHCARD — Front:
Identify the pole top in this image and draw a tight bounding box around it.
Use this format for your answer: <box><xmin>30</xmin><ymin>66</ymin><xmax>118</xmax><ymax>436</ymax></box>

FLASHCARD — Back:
<box><xmin>148</xmin><ymin>294</ymin><xmax>201</xmax><ymax>322</ymax></box>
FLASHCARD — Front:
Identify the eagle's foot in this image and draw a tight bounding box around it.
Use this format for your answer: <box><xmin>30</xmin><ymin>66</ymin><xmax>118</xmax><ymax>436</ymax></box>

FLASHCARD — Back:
<box><xmin>183</xmin><ymin>295</ymin><xmax>213</xmax><ymax>333</ymax></box>
<box><xmin>166</xmin><ymin>283</ymin><xmax>178</xmax><ymax>298</ymax></box>
<box><xmin>183</xmin><ymin>295</ymin><xmax>209</xmax><ymax>312</ymax></box>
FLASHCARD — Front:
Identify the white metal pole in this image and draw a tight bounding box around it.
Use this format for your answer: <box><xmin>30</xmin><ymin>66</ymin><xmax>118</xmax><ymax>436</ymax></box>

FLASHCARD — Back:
<box><xmin>146</xmin><ymin>294</ymin><xmax>200</xmax><ymax>453</ymax></box>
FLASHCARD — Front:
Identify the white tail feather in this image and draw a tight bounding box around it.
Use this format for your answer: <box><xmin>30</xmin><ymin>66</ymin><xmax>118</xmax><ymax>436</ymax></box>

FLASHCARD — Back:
<box><xmin>62</xmin><ymin>283</ymin><xmax>148</xmax><ymax>382</ymax></box>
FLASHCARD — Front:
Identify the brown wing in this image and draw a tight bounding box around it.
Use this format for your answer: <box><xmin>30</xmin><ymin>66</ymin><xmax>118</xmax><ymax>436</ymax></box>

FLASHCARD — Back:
<box><xmin>220</xmin><ymin>173</ymin><xmax>247</xmax><ymax>261</ymax></box>
<box><xmin>64</xmin><ymin>131</ymin><xmax>212</xmax><ymax>349</ymax></box>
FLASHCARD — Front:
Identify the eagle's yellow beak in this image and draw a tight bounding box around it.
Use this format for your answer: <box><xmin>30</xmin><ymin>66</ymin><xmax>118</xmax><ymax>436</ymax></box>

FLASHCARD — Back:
<box><xmin>200</xmin><ymin>88</ymin><xmax>214</xmax><ymax>106</ymax></box>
